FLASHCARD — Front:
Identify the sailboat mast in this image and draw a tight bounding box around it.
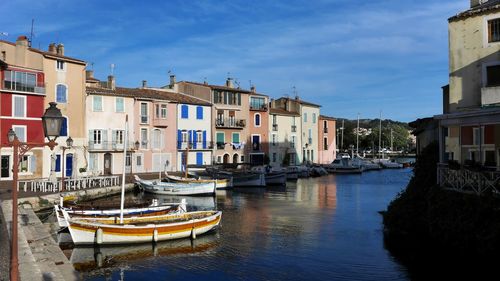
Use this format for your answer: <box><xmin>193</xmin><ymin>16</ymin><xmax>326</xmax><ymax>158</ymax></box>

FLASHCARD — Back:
<box><xmin>119</xmin><ymin>115</ymin><xmax>128</xmax><ymax>224</ymax></box>
<box><xmin>341</xmin><ymin>119</ymin><xmax>344</xmax><ymax>151</ymax></box>
<box><xmin>185</xmin><ymin>139</ymin><xmax>189</xmax><ymax>179</ymax></box>
<box><xmin>356</xmin><ymin>113</ymin><xmax>359</xmax><ymax>157</ymax></box>
<box><xmin>378</xmin><ymin>111</ymin><xmax>382</xmax><ymax>159</ymax></box>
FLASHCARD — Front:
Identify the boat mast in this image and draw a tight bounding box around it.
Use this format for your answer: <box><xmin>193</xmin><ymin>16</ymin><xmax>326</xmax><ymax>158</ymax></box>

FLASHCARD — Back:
<box><xmin>119</xmin><ymin>115</ymin><xmax>128</xmax><ymax>223</ymax></box>
<box><xmin>356</xmin><ymin>113</ymin><xmax>359</xmax><ymax>157</ymax></box>
<box><xmin>378</xmin><ymin>111</ymin><xmax>382</xmax><ymax>159</ymax></box>
<box><xmin>341</xmin><ymin>119</ymin><xmax>344</xmax><ymax>152</ymax></box>
<box><xmin>184</xmin><ymin>138</ymin><xmax>190</xmax><ymax>179</ymax></box>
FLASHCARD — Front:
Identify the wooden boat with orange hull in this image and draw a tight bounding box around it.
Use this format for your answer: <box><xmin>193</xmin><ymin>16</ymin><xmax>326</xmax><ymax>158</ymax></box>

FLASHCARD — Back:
<box><xmin>63</xmin><ymin>210</ymin><xmax>222</xmax><ymax>245</ymax></box>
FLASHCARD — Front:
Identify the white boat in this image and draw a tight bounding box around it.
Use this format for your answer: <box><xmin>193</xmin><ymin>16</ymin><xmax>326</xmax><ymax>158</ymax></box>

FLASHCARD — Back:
<box><xmin>325</xmin><ymin>158</ymin><xmax>363</xmax><ymax>174</ymax></box>
<box><xmin>296</xmin><ymin>166</ymin><xmax>310</xmax><ymax>178</ymax></box>
<box><xmin>377</xmin><ymin>159</ymin><xmax>403</xmax><ymax>169</ymax></box>
<box><xmin>54</xmin><ymin>200</ymin><xmax>184</xmax><ymax>228</ymax></box>
<box><xmin>352</xmin><ymin>157</ymin><xmax>382</xmax><ymax>171</ymax></box>
<box><xmin>135</xmin><ymin>175</ymin><xmax>215</xmax><ymax>195</ymax></box>
<box><xmin>63</xmin><ymin>210</ymin><xmax>222</xmax><ymax>245</ymax></box>
<box><xmin>164</xmin><ymin>174</ymin><xmax>232</xmax><ymax>189</ymax></box>
<box><xmin>232</xmin><ymin>173</ymin><xmax>266</xmax><ymax>187</ymax></box>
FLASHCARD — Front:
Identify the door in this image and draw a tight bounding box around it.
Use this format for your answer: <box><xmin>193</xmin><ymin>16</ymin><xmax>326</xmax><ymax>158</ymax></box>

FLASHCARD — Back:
<box><xmin>223</xmin><ymin>154</ymin><xmax>230</xmax><ymax>164</ymax></box>
<box><xmin>233</xmin><ymin>154</ymin><xmax>238</xmax><ymax>164</ymax></box>
<box><xmin>1</xmin><ymin>156</ymin><xmax>9</xmax><ymax>178</ymax></box>
<box><xmin>104</xmin><ymin>153</ymin><xmax>112</xmax><ymax>175</ymax></box>
<box><xmin>252</xmin><ymin>135</ymin><xmax>260</xmax><ymax>151</ymax></box>
<box><xmin>65</xmin><ymin>153</ymin><xmax>73</xmax><ymax>177</ymax></box>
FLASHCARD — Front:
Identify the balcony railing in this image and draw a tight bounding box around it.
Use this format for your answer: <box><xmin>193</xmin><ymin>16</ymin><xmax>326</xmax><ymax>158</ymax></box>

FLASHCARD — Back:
<box><xmin>3</xmin><ymin>81</ymin><xmax>45</xmax><ymax>94</ymax></box>
<box><xmin>437</xmin><ymin>164</ymin><xmax>500</xmax><ymax>195</ymax></box>
<box><xmin>291</xmin><ymin>125</ymin><xmax>297</xmax><ymax>132</ymax></box>
<box><xmin>88</xmin><ymin>141</ymin><xmax>137</xmax><ymax>151</ymax></box>
<box><xmin>272</xmin><ymin>124</ymin><xmax>278</xmax><ymax>131</ymax></box>
<box><xmin>215</xmin><ymin>118</ymin><xmax>246</xmax><ymax>129</ymax></box>
<box><xmin>177</xmin><ymin>141</ymin><xmax>209</xmax><ymax>150</ymax></box>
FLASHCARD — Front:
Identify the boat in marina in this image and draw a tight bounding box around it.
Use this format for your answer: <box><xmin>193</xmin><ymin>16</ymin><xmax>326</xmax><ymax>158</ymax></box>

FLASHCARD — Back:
<box><xmin>232</xmin><ymin>172</ymin><xmax>266</xmax><ymax>187</ymax></box>
<box><xmin>63</xmin><ymin>209</ymin><xmax>222</xmax><ymax>245</ymax></box>
<box><xmin>54</xmin><ymin>201</ymin><xmax>184</xmax><ymax>228</ymax></box>
<box><xmin>325</xmin><ymin>158</ymin><xmax>363</xmax><ymax>174</ymax></box>
<box><xmin>285</xmin><ymin>166</ymin><xmax>299</xmax><ymax>180</ymax></box>
<box><xmin>376</xmin><ymin>159</ymin><xmax>403</xmax><ymax>169</ymax></box>
<box><xmin>164</xmin><ymin>174</ymin><xmax>232</xmax><ymax>189</ymax></box>
<box><xmin>250</xmin><ymin>166</ymin><xmax>287</xmax><ymax>186</ymax></box>
<box><xmin>135</xmin><ymin>175</ymin><xmax>216</xmax><ymax>195</ymax></box>
<box><xmin>352</xmin><ymin>157</ymin><xmax>382</xmax><ymax>171</ymax></box>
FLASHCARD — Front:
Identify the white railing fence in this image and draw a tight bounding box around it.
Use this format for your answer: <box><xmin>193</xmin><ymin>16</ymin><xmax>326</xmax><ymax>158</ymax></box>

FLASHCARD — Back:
<box><xmin>17</xmin><ymin>175</ymin><xmax>121</xmax><ymax>193</ymax></box>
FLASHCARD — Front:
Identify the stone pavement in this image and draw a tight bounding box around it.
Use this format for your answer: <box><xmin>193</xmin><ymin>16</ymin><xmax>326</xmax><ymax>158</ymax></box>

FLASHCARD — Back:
<box><xmin>0</xmin><ymin>203</ymin><xmax>10</xmax><ymax>281</ymax></box>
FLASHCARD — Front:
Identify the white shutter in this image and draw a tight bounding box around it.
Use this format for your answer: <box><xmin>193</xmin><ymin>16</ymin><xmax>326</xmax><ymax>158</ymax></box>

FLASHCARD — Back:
<box><xmin>30</xmin><ymin>155</ymin><xmax>37</xmax><ymax>173</ymax></box>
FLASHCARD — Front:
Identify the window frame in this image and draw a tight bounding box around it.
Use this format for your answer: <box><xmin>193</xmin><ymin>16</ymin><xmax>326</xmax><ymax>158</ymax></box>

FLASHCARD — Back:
<box><xmin>115</xmin><ymin>97</ymin><xmax>125</xmax><ymax>113</ymax></box>
<box><xmin>12</xmin><ymin>94</ymin><xmax>26</xmax><ymax>118</ymax></box>
<box><xmin>254</xmin><ymin>113</ymin><xmax>261</xmax><ymax>127</ymax></box>
<box><xmin>140</xmin><ymin>102</ymin><xmax>149</xmax><ymax>124</ymax></box>
<box><xmin>56</xmin><ymin>60</ymin><xmax>66</xmax><ymax>71</ymax></box>
<box><xmin>12</xmin><ymin>125</ymin><xmax>27</xmax><ymax>142</ymax></box>
<box><xmin>93</xmin><ymin>95</ymin><xmax>103</xmax><ymax>112</ymax></box>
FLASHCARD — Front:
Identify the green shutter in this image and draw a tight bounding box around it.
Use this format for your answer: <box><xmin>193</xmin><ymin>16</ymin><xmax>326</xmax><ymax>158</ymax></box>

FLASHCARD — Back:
<box><xmin>216</xmin><ymin>132</ymin><xmax>224</xmax><ymax>143</ymax></box>
<box><xmin>232</xmin><ymin>133</ymin><xmax>239</xmax><ymax>143</ymax></box>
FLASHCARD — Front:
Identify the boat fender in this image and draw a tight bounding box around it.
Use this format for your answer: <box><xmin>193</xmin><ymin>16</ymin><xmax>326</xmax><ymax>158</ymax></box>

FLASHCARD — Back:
<box><xmin>191</xmin><ymin>227</ymin><xmax>196</xmax><ymax>240</ymax></box>
<box><xmin>153</xmin><ymin>228</ymin><xmax>158</xmax><ymax>242</ymax></box>
<box><xmin>95</xmin><ymin>252</ymin><xmax>103</xmax><ymax>267</ymax></box>
<box><xmin>96</xmin><ymin>228</ymin><xmax>103</xmax><ymax>245</ymax></box>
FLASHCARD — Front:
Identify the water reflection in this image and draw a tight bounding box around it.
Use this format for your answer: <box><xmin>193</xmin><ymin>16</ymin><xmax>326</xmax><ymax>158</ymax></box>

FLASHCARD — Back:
<box><xmin>74</xmin><ymin>170</ymin><xmax>412</xmax><ymax>281</ymax></box>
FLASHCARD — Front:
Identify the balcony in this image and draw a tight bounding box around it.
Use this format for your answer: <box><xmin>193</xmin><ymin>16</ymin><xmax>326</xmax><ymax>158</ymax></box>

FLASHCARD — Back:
<box><xmin>88</xmin><ymin>141</ymin><xmax>137</xmax><ymax>151</ymax></box>
<box><xmin>481</xmin><ymin>86</ymin><xmax>500</xmax><ymax>106</ymax></box>
<box><xmin>152</xmin><ymin>117</ymin><xmax>169</xmax><ymax>127</ymax></box>
<box><xmin>291</xmin><ymin>125</ymin><xmax>297</xmax><ymax>132</ymax></box>
<box><xmin>215</xmin><ymin>118</ymin><xmax>246</xmax><ymax>129</ymax></box>
<box><xmin>2</xmin><ymin>81</ymin><xmax>45</xmax><ymax>94</ymax></box>
<box><xmin>272</xmin><ymin>124</ymin><xmax>278</xmax><ymax>131</ymax></box>
<box><xmin>250</xmin><ymin>104</ymin><xmax>268</xmax><ymax>111</ymax></box>
<box><xmin>177</xmin><ymin>141</ymin><xmax>209</xmax><ymax>150</ymax></box>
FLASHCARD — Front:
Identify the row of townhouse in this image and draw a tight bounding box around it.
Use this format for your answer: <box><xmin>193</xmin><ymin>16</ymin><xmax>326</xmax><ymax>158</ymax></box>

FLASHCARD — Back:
<box><xmin>0</xmin><ymin>35</ymin><xmax>337</xmax><ymax>181</ymax></box>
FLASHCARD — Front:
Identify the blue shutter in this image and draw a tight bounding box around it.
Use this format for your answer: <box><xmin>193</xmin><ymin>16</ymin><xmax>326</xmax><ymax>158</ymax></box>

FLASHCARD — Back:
<box><xmin>181</xmin><ymin>105</ymin><xmax>188</xmax><ymax>119</ymax></box>
<box><xmin>193</xmin><ymin>131</ymin><xmax>198</xmax><ymax>149</ymax></box>
<box><xmin>177</xmin><ymin>130</ymin><xmax>182</xmax><ymax>149</ymax></box>
<box><xmin>60</xmin><ymin>117</ymin><xmax>68</xmax><ymax>136</ymax></box>
<box><xmin>55</xmin><ymin>155</ymin><xmax>61</xmax><ymax>172</ymax></box>
<box><xmin>196</xmin><ymin>152</ymin><xmax>203</xmax><ymax>166</ymax></box>
<box><xmin>196</xmin><ymin>106</ymin><xmax>203</xmax><ymax>120</ymax></box>
<box><xmin>202</xmin><ymin>131</ymin><xmax>207</xmax><ymax>149</ymax></box>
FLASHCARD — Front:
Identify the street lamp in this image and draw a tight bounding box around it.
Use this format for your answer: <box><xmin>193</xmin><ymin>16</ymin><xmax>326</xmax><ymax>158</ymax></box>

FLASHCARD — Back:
<box><xmin>7</xmin><ymin>102</ymin><xmax>63</xmax><ymax>281</ymax></box>
<box><xmin>61</xmin><ymin>136</ymin><xmax>73</xmax><ymax>192</ymax></box>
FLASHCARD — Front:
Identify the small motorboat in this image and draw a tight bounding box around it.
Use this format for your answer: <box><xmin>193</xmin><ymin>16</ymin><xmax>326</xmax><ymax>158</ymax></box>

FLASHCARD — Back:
<box><xmin>251</xmin><ymin>166</ymin><xmax>287</xmax><ymax>186</ymax></box>
<box><xmin>232</xmin><ymin>172</ymin><xmax>266</xmax><ymax>187</ymax></box>
<box><xmin>325</xmin><ymin>158</ymin><xmax>363</xmax><ymax>174</ymax></box>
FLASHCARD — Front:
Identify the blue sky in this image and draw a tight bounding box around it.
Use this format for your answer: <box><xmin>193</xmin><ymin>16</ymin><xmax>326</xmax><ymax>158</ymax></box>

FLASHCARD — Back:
<box><xmin>0</xmin><ymin>0</ymin><xmax>469</xmax><ymax>122</ymax></box>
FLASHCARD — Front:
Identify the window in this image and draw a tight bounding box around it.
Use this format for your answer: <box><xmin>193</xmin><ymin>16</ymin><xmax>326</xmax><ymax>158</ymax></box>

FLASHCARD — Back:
<box><xmin>181</xmin><ymin>104</ymin><xmax>189</xmax><ymax>119</ymax></box>
<box><xmin>473</xmin><ymin>127</ymin><xmax>481</xmax><ymax>145</ymax></box>
<box><xmin>291</xmin><ymin>136</ymin><xmax>296</xmax><ymax>148</ymax></box>
<box><xmin>13</xmin><ymin>95</ymin><xmax>26</xmax><ymax>117</ymax></box>
<box><xmin>324</xmin><ymin>137</ymin><xmax>328</xmax><ymax>150</ymax></box>
<box><xmin>140</xmin><ymin>103</ymin><xmax>148</xmax><ymax>123</ymax></box>
<box><xmin>155</xmin><ymin>104</ymin><xmax>167</xmax><ymax>119</ymax></box>
<box><xmin>196</xmin><ymin>106</ymin><xmax>203</xmax><ymax>120</ymax></box>
<box><xmin>19</xmin><ymin>155</ymin><xmax>30</xmax><ymax>173</ymax></box>
<box><xmin>196</xmin><ymin>131</ymin><xmax>203</xmax><ymax>147</ymax></box>
<box><xmin>255</xmin><ymin>113</ymin><xmax>261</xmax><ymax>127</ymax></box>
<box><xmin>486</xmin><ymin>65</ymin><xmax>500</xmax><ymax>87</ymax></box>
<box><xmin>250</xmin><ymin>97</ymin><xmax>266</xmax><ymax>110</ymax></box>
<box><xmin>488</xmin><ymin>18</ymin><xmax>500</xmax><ymax>43</ymax></box>
<box><xmin>152</xmin><ymin>129</ymin><xmax>162</xmax><ymax>149</ymax></box>
<box><xmin>216</xmin><ymin>132</ymin><xmax>225</xmax><ymax>149</ymax></box>
<box><xmin>13</xmin><ymin>126</ymin><xmax>26</xmax><ymax>142</ymax></box>
<box><xmin>272</xmin><ymin>153</ymin><xmax>277</xmax><ymax>162</ymax></box>
<box><xmin>114</xmin><ymin>130</ymin><xmax>124</xmax><ymax>145</ymax></box>
<box><xmin>136</xmin><ymin>155</ymin><xmax>142</xmax><ymax>166</ymax></box>
<box><xmin>93</xmin><ymin>96</ymin><xmax>103</xmax><ymax>111</ymax></box>
<box><xmin>232</xmin><ymin>133</ymin><xmax>240</xmax><ymax>144</ymax></box>
<box><xmin>272</xmin><ymin>115</ymin><xmax>277</xmax><ymax>125</ymax></box>
<box><xmin>116</xmin><ymin>97</ymin><xmax>124</xmax><ymax>112</ymax></box>
<box><xmin>217</xmin><ymin>156</ymin><xmax>222</xmax><ymax>163</ymax></box>
<box><xmin>213</xmin><ymin>90</ymin><xmax>241</xmax><ymax>105</ymax></box>
<box><xmin>56</xmin><ymin>84</ymin><xmax>67</xmax><ymax>103</ymax></box>
<box><xmin>313</xmin><ymin>113</ymin><xmax>316</xmax><ymax>123</ymax></box>
<box><xmin>304</xmin><ymin>113</ymin><xmax>307</xmax><ymax>122</ymax></box>
<box><xmin>272</xmin><ymin>134</ymin><xmax>277</xmax><ymax>146</ymax></box>
<box><xmin>216</xmin><ymin>111</ymin><xmax>224</xmax><ymax>125</ymax></box>
<box><xmin>181</xmin><ymin>131</ymin><xmax>188</xmax><ymax>143</ymax></box>
<box><xmin>241</xmin><ymin>155</ymin><xmax>245</xmax><ymax>162</ymax></box>
<box><xmin>56</xmin><ymin>60</ymin><xmax>65</xmax><ymax>71</ymax></box>
<box><xmin>3</xmin><ymin>70</ymin><xmax>38</xmax><ymax>93</ymax></box>
<box><xmin>93</xmin><ymin>130</ymin><xmax>102</xmax><ymax>145</ymax></box>
<box><xmin>141</xmin><ymin>128</ymin><xmax>148</xmax><ymax>149</ymax></box>
<box><xmin>252</xmin><ymin>135</ymin><xmax>261</xmax><ymax>151</ymax></box>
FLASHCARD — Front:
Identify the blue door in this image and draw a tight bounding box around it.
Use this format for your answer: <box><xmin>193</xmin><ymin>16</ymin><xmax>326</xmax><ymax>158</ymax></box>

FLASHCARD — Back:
<box><xmin>66</xmin><ymin>153</ymin><xmax>73</xmax><ymax>177</ymax></box>
<box><xmin>196</xmin><ymin>152</ymin><xmax>203</xmax><ymax>166</ymax></box>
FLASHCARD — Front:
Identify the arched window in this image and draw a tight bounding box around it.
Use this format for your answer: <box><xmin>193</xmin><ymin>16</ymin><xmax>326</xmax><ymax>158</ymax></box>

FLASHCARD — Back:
<box><xmin>255</xmin><ymin>113</ymin><xmax>261</xmax><ymax>127</ymax></box>
<box><xmin>56</xmin><ymin>84</ymin><xmax>67</xmax><ymax>103</ymax></box>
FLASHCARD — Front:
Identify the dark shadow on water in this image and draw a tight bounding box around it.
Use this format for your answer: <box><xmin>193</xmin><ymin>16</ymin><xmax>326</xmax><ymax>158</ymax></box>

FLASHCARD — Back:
<box><xmin>384</xmin><ymin>233</ymin><xmax>498</xmax><ymax>281</ymax></box>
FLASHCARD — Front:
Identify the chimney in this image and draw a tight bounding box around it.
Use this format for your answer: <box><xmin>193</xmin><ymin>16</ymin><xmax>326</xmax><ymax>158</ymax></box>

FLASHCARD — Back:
<box><xmin>250</xmin><ymin>85</ymin><xmax>256</xmax><ymax>93</ymax></box>
<box><xmin>142</xmin><ymin>80</ymin><xmax>147</xmax><ymax>88</ymax></box>
<box><xmin>15</xmin><ymin>36</ymin><xmax>29</xmax><ymax>47</ymax></box>
<box><xmin>48</xmin><ymin>43</ymin><xmax>57</xmax><ymax>54</ymax></box>
<box><xmin>169</xmin><ymin>75</ymin><xmax>176</xmax><ymax>88</ymax></box>
<box><xmin>470</xmin><ymin>0</ymin><xmax>482</xmax><ymax>8</ymax></box>
<box><xmin>226</xmin><ymin>77</ymin><xmax>233</xmax><ymax>88</ymax></box>
<box><xmin>56</xmin><ymin>44</ymin><xmax>64</xmax><ymax>56</ymax></box>
<box><xmin>108</xmin><ymin>75</ymin><xmax>116</xmax><ymax>90</ymax></box>
<box><xmin>85</xmin><ymin>70</ymin><xmax>94</xmax><ymax>80</ymax></box>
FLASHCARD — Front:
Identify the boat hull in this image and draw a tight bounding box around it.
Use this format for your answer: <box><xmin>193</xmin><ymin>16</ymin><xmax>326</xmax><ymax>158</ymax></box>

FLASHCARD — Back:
<box><xmin>136</xmin><ymin>176</ymin><xmax>215</xmax><ymax>195</ymax></box>
<box><xmin>166</xmin><ymin>175</ymin><xmax>232</xmax><ymax>189</ymax></box>
<box><xmin>232</xmin><ymin>173</ymin><xmax>266</xmax><ymax>187</ymax></box>
<box><xmin>65</xmin><ymin>211</ymin><xmax>222</xmax><ymax>245</ymax></box>
<box><xmin>265</xmin><ymin>172</ymin><xmax>287</xmax><ymax>185</ymax></box>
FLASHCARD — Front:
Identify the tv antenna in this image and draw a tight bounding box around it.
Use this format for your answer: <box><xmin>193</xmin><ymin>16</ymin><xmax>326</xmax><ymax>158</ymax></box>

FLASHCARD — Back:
<box><xmin>29</xmin><ymin>19</ymin><xmax>35</xmax><ymax>47</ymax></box>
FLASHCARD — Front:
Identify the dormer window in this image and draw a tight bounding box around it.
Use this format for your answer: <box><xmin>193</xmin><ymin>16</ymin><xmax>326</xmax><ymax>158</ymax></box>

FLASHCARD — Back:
<box><xmin>56</xmin><ymin>60</ymin><xmax>65</xmax><ymax>71</ymax></box>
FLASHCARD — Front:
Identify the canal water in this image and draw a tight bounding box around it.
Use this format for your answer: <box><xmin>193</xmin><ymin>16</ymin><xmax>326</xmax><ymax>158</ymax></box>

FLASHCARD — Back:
<box><xmin>68</xmin><ymin>169</ymin><xmax>413</xmax><ymax>281</ymax></box>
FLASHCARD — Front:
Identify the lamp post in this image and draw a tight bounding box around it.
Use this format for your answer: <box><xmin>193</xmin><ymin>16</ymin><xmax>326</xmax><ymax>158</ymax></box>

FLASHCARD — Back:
<box><xmin>61</xmin><ymin>136</ymin><xmax>73</xmax><ymax>192</ymax></box>
<box><xmin>7</xmin><ymin>102</ymin><xmax>63</xmax><ymax>281</ymax></box>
